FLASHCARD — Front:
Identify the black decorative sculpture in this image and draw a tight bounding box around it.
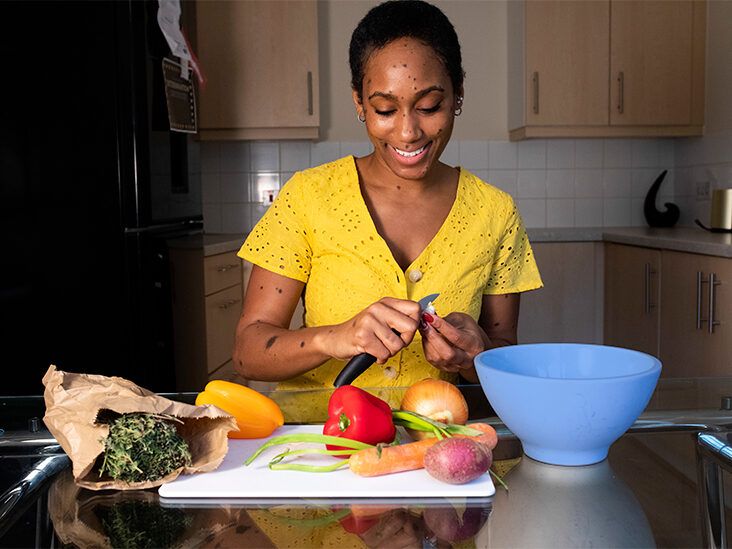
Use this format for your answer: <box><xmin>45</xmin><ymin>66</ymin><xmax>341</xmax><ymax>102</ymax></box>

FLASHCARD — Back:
<box><xmin>643</xmin><ymin>170</ymin><xmax>679</xmax><ymax>228</ymax></box>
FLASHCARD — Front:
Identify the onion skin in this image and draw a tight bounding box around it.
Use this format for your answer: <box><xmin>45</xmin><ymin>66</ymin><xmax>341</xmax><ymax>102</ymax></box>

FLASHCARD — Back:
<box><xmin>400</xmin><ymin>379</ymin><xmax>469</xmax><ymax>440</ymax></box>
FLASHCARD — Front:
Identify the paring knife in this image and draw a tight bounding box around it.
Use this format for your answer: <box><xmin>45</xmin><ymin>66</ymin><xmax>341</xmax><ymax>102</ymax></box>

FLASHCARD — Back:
<box><xmin>333</xmin><ymin>293</ymin><xmax>440</xmax><ymax>387</ymax></box>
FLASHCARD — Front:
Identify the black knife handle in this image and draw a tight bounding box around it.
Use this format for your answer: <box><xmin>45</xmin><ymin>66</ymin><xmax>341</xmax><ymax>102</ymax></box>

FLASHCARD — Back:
<box><xmin>333</xmin><ymin>353</ymin><xmax>378</xmax><ymax>387</ymax></box>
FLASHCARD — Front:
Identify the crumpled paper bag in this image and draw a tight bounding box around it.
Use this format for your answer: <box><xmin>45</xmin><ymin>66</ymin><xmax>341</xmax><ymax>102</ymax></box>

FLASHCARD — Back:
<box><xmin>42</xmin><ymin>365</ymin><xmax>237</xmax><ymax>490</ymax></box>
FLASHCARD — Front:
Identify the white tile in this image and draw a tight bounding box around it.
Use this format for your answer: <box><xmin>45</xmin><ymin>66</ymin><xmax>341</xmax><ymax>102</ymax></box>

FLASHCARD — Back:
<box><xmin>220</xmin><ymin>173</ymin><xmax>250</xmax><ymax>203</ymax></box>
<box><xmin>674</xmin><ymin>167</ymin><xmax>694</xmax><ymax>197</ymax></box>
<box><xmin>281</xmin><ymin>171</ymin><xmax>296</xmax><ymax>185</ymax></box>
<box><xmin>547</xmin><ymin>140</ymin><xmax>575</xmax><ymax>169</ymax></box>
<box><xmin>602</xmin><ymin>169</ymin><xmax>631</xmax><ymax>198</ymax></box>
<box><xmin>250</xmin><ymin>203</ymin><xmax>270</xmax><ymax>230</ymax></box>
<box><xmin>280</xmin><ymin>141</ymin><xmax>311</xmax><ymax>172</ymax></box>
<box><xmin>517</xmin><ymin>170</ymin><xmax>546</xmax><ymax>198</ymax></box>
<box><xmin>603</xmin><ymin>198</ymin><xmax>632</xmax><ymax>226</ymax></box>
<box><xmin>575</xmin><ymin>198</ymin><xmax>603</xmax><ymax>227</ymax></box>
<box><xmin>200</xmin><ymin>142</ymin><xmax>220</xmax><ymax>173</ymax></box>
<box><xmin>575</xmin><ymin>140</ymin><xmax>604</xmax><ymax>168</ymax></box>
<box><xmin>203</xmin><ymin>204</ymin><xmax>223</xmax><ymax>234</ymax></box>
<box><xmin>546</xmin><ymin>170</ymin><xmax>575</xmax><ymax>198</ymax></box>
<box><xmin>221</xmin><ymin>203</ymin><xmax>250</xmax><ymax>234</ymax></box>
<box><xmin>440</xmin><ymin>140</ymin><xmax>460</xmax><ymax>166</ymax></box>
<box><xmin>631</xmin><ymin>198</ymin><xmax>646</xmax><ymax>226</ymax></box>
<box><xmin>631</xmin><ymin>139</ymin><xmax>660</xmax><ymax>168</ymax></box>
<box><xmin>547</xmin><ymin>199</ymin><xmax>575</xmax><ymax>227</ymax></box>
<box><xmin>473</xmin><ymin>169</ymin><xmax>489</xmax><ymax>183</ymax></box>
<box><xmin>459</xmin><ymin>140</ymin><xmax>489</xmax><ymax>170</ymax></box>
<box><xmin>310</xmin><ymin>141</ymin><xmax>341</xmax><ymax>166</ymax></box>
<box><xmin>488</xmin><ymin>141</ymin><xmax>518</xmax><ymax>169</ymax></box>
<box><xmin>518</xmin><ymin>140</ymin><xmax>546</xmax><ymax>169</ymax></box>
<box><xmin>604</xmin><ymin>139</ymin><xmax>632</xmax><ymax>168</ymax></box>
<box><xmin>631</xmin><ymin>168</ymin><xmax>664</xmax><ymax>199</ymax></box>
<box><xmin>515</xmin><ymin>199</ymin><xmax>546</xmax><ymax>228</ymax></box>
<box><xmin>250</xmin><ymin>142</ymin><xmax>280</xmax><ymax>171</ymax></box>
<box><xmin>709</xmin><ymin>163</ymin><xmax>732</xmax><ymax>187</ymax></box>
<box><xmin>487</xmin><ymin>170</ymin><xmax>517</xmax><ymax>196</ymax></box>
<box><xmin>574</xmin><ymin>169</ymin><xmax>604</xmax><ymax>198</ymax></box>
<box><xmin>658</xmin><ymin>139</ymin><xmax>675</xmax><ymax>169</ymax></box>
<box><xmin>220</xmin><ymin>142</ymin><xmax>250</xmax><ymax>172</ymax></box>
<box><xmin>201</xmin><ymin>172</ymin><xmax>220</xmax><ymax>204</ymax></box>
<box><xmin>340</xmin><ymin>141</ymin><xmax>373</xmax><ymax>158</ymax></box>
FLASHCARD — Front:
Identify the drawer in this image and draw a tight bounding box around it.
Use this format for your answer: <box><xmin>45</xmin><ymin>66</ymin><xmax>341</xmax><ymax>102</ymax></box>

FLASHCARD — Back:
<box><xmin>205</xmin><ymin>285</ymin><xmax>242</xmax><ymax>371</ymax></box>
<box><xmin>204</xmin><ymin>252</ymin><xmax>242</xmax><ymax>295</ymax></box>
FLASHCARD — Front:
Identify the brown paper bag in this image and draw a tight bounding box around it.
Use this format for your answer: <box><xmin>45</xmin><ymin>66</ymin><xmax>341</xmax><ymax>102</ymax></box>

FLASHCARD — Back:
<box><xmin>42</xmin><ymin>365</ymin><xmax>238</xmax><ymax>490</ymax></box>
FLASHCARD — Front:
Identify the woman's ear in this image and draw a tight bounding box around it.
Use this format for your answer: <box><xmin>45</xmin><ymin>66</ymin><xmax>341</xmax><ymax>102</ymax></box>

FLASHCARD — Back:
<box><xmin>352</xmin><ymin>89</ymin><xmax>365</xmax><ymax>121</ymax></box>
<box><xmin>454</xmin><ymin>87</ymin><xmax>464</xmax><ymax>110</ymax></box>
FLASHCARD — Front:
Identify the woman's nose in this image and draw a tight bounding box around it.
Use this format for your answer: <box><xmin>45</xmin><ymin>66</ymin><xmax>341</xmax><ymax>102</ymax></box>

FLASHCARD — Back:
<box><xmin>399</xmin><ymin>111</ymin><xmax>422</xmax><ymax>142</ymax></box>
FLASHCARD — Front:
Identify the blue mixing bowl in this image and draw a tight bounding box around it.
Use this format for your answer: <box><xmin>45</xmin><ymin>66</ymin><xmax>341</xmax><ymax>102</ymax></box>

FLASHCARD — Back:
<box><xmin>475</xmin><ymin>343</ymin><xmax>661</xmax><ymax>466</ymax></box>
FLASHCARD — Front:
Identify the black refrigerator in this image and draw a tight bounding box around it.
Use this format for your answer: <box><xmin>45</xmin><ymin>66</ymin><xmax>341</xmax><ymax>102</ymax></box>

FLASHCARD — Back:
<box><xmin>0</xmin><ymin>1</ymin><xmax>202</xmax><ymax>394</ymax></box>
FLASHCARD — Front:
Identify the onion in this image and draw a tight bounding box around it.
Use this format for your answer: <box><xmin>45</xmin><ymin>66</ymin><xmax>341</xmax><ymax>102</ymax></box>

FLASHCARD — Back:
<box><xmin>400</xmin><ymin>379</ymin><xmax>469</xmax><ymax>440</ymax></box>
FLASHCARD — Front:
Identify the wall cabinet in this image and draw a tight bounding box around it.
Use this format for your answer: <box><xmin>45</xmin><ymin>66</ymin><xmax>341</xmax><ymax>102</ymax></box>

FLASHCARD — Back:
<box><xmin>193</xmin><ymin>1</ymin><xmax>319</xmax><ymax>141</ymax></box>
<box><xmin>604</xmin><ymin>244</ymin><xmax>730</xmax><ymax>378</ymax></box>
<box><xmin>508</xmin><ymin>0</ymin><xmax>705</xmax><ymax>140</ymax></box>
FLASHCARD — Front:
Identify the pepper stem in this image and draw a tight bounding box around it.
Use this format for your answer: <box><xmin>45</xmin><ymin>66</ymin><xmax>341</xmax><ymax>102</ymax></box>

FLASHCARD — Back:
<box><xmin>338</xmin><ymin>412</ymin><xmax>351</xmax><ymax>432</ymax></box>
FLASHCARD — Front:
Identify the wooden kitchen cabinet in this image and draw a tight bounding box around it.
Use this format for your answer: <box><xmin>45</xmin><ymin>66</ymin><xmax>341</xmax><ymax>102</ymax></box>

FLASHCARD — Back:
<box><xmin>604</xmin><ymin>244</ymin><xmax>731</xmax><ymax>378</ymax></box>
<box><xmin>508</xmin><ymin>0</ymin><xmax>705</xmax><ymax>140</ymax></box>
<box><xmin>604</xmin><ymin>243</ymin><xmax>660</xmax><ymax>357</ymax></box>
<box><xmin>193</xmin><ymin>1</ymin><xmax>319</xmax><ymax>140</ymax></box>
<box><xmin>660</xmin><ymin>251</ymin><xmax>731</xmax><ymax>378</ymax></box>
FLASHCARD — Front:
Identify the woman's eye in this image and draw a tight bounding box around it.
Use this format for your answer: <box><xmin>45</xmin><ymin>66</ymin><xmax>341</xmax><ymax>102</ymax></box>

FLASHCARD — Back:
<box><xmin>419</xmin><ymin>103</ymin><xmax>442</xmax><ymax>114</ymax></box>
<box><xmin>375</xmin><ymin>109</ymin><xmax>396</xmax><ymax>116</ymax></box>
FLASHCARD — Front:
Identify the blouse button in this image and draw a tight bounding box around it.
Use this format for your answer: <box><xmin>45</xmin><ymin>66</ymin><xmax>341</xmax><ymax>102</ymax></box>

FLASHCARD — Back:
<box><xmin>384</xmin><ymin>366</ymin><xmax>397</xmax><ymax>379</ymax></box>
<box><xmin>408</xmin><ymin>269</ymin><xmax>423</xmax><ymax>283</ymax></box>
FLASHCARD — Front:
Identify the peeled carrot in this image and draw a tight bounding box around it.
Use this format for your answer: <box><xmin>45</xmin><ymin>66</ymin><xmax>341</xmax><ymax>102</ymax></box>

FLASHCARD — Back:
<box><xmin>349</xmin><ymin>423</ymin><xmax>498</xmax><ymax>477</ymax></box>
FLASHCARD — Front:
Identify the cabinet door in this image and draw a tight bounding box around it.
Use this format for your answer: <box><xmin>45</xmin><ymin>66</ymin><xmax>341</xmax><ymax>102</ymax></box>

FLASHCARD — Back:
<box><xmin>195</xmin><ymin>1</ymin><xmax>319</xmax><ymax>139</ymax></box>
<box><xmin>525</xmin><ymin>1</ymin><xmax>609</xmax><ymax>126</ymax></box>
<box><xmin>660</xmin><ymin>252</ymin><xmax>731</xmax><ymax>377</ymax></box>
<box><xmin>610</xmin><ymin>1</ymin><xmax>704</xmax><ymax>126</ymax></box>
<box><xmin>604</xmin><ymin>243</ymin><xmax>660</xmax><ymax>357</ymax></box>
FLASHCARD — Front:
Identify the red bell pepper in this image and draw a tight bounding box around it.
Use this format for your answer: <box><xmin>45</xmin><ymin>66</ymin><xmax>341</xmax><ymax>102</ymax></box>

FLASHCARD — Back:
<box><xmin>323</xmin><ymin>386</ymin><xmax>396</xmax><ymax>452</ymax></box>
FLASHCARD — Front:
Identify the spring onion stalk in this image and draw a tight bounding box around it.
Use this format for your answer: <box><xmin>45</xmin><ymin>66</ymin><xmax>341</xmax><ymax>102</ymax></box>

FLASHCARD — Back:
<box><xmin>244</xmin><ymin>433</ymin><xmax>373</xmax><ymax>466</ymax></box>
<box><xmin>269</xmin><ymin>460</ymin><xmax>350</xmax><ymax>473</ymax></box>
<box><xmin>392</xmin><ymin>409</ymin><xmax>483</xmax><ymax>438</ymax></box>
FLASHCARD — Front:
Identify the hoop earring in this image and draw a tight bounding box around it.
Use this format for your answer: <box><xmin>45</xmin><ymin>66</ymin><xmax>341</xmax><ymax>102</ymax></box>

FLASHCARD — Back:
<box><xmin>454</xmin><ymin>107</ymin><xmax>462</xmax><ymax>117</ymax></box>
<box><xmin>357</xmin><ymin>112</ymin><xmax>366</xmax><ymax>123</ymax></box>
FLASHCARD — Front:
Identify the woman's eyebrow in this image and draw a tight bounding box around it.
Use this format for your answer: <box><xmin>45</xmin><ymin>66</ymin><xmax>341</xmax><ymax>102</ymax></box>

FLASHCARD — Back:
<box><xmin>367</xmin><ymin>85</ymin><xmax>445</xmax><ymax>101</ymax></box>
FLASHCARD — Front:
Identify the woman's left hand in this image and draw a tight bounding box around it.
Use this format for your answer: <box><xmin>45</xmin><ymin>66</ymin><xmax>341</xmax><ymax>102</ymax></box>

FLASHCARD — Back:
<box><xmin>419</xmin><ymin>312</ymin><xmax>488</xmax><ymax>380</ymax></box>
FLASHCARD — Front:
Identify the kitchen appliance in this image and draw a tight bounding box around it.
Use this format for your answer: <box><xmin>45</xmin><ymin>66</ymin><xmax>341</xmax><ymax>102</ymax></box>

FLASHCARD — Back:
<box><xmin>333</xmin><ymin>293</ymin><xmax>440</xmax><ymax>387</ymax></box>
<box><xmin>710</xmin><ymin>189</ymin><xmax>732</xmax><ymax>231</ymax></box>
<box><xmin>158</xmin><ymin>425</ymin><xmax>495</xmax><ymax>499</ymax></box>
<box><xmin>0</xmin><ymin>0</ymin><xmax>202</xmax><ymax>394</ymax></box>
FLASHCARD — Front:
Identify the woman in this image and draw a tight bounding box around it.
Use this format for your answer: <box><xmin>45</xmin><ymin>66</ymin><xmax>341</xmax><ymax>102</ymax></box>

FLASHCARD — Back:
<box><xmin>234</xmin><ymin>0</ymin><xmax>542</xmax><ymax>391</ymax></box>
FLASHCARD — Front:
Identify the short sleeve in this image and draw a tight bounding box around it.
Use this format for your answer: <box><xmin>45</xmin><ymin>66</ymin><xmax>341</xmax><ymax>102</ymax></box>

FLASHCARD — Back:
<box><xmin>484</xmin><ymin>198</ymin><xmax>543</xmax><ymax>294</ymax></box>
<box><xmin>237</xmin><ymin>173</ymin><xmax>312</xmax><ymax>283</ymax></box>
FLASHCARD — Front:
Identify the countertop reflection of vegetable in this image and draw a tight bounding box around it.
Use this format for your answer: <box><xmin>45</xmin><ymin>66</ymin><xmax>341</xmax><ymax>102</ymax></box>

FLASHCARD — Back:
<box><xmin>322</xmin><ymin>385</ymin><xmax>396</xmax><ymax>451</ymax></box>
<box><xmin>196</xmin><ymin>380</ymin><xmax>284</xmax><ymax>439</ymax></box>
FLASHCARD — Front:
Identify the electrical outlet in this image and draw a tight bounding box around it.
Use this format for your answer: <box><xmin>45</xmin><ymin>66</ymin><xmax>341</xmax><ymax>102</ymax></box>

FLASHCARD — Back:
<box><xmin>696</xmin><ymin>181</ymin><xmax>710</xmax><ymax>199</ymax></box>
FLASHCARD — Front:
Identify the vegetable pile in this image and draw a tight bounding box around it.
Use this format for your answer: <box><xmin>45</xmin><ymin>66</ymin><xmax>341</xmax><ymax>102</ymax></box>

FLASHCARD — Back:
<box><xmin>244</xmin><ymin>381</ymin><xmax>503</xmax><ymax>487</ymax></box>
<box><xmin>99</xmin><ymin>413</ymin><xmax>192</xmax><ymax>483</ymax></box>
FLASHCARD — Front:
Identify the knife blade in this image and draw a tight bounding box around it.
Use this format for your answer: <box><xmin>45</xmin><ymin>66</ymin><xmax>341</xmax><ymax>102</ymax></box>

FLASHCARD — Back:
<box><xmin>332</xmin><ymin>293</ymin><xmax>440</xmax><ymax>387</ymax></box>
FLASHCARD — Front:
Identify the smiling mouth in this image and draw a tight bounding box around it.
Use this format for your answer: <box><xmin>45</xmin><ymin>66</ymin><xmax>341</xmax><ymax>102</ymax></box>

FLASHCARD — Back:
<box><xmin>392</xmin><ymin>142</ymin><xmax>430</xmax><ymax>158</ymax></box>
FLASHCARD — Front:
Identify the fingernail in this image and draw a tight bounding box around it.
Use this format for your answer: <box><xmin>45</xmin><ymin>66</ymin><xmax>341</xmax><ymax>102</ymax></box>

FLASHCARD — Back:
<box><xmin>422</xmin><ymin>312</ymin><xmax>434</xmax><ymax>324</ymax></box>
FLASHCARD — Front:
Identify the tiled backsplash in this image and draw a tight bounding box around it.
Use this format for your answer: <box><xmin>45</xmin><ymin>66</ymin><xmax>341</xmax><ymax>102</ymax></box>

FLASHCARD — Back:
<box><xmin>201</xmin><ymin>138</ymin><xmax>676</xmax><ymax>234</ymax></box>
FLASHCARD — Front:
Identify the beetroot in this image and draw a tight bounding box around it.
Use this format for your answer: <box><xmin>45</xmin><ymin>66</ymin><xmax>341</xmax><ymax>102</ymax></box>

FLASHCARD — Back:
<box><xmin>424</xmin><ymin>438</ymin><xmax>492</xmax><ymax>485</ymax></box>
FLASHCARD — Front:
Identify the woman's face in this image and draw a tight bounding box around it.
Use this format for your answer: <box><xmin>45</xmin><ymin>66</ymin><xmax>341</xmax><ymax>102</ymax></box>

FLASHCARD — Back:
<box><xmin>353</xmin><ymin>37</ymin><xmax>461</xmax><ymax>181</ymax></box>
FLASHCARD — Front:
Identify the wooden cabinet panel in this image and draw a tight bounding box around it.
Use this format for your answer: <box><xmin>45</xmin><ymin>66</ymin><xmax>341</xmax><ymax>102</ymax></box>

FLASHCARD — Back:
<box><xmin>525</xmin><ymin>1</ymin><xmax>609</xmax><ymax>126</ymax></box>
<box><xmin>195</xmin><ymin>0</ymin><xmax>319</xmax><ymax>140</ymax></box>
<box><xmin>660</xmin><ymin>251</ymin><xmax>732</xmax><ymax>377</ymax></box>
<box><xmin>610</xmin><ymin>1</ymin><xmax>697</xmax><ymax>126</ymax></box>
<box><xmin>204</xmin><ymin>252</ymin><xmax>241</xmax><ymax>295</ymax></box>
<box><xmin>205</xmin><ymin>285</ymin><xmax>243</xmax><ymax>372</ymax></box>
<box><xmin>604</xmin><ymin>243</ymin><xmax>660</xmax><ymax>357</ymax></box>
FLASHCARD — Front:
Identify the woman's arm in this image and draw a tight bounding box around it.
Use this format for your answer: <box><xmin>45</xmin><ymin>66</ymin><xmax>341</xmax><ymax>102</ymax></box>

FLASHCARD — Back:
<box><xmin>233</xmin><ymin>265</ymin><xmax>421</xmax><ymax>382</ymax></box>
<box><xmin>419</xmin><ymin>293</ymin><xmax>520</xmax><ymax>383</ymax></box>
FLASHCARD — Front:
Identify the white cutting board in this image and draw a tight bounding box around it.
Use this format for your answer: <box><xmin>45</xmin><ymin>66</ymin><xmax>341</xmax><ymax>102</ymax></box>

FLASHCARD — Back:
<box><xmin>159</xmin><ymin>425</ymin><xmax>495</xmax><ymax>499</ymax></box>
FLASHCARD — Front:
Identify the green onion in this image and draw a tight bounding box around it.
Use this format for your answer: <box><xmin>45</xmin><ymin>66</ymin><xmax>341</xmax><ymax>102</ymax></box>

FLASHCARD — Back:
<box><xmin>244</xmin><ymin>433</ymin><xmax>373</xmax><ymax>466</ymax></box>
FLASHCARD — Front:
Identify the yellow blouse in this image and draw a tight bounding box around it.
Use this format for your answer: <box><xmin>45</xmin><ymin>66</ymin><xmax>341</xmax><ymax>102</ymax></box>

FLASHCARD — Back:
<box><xmin>238</xmin><ymin>156</ymin><xmax>542</xmax><ymax>392</ymax></box>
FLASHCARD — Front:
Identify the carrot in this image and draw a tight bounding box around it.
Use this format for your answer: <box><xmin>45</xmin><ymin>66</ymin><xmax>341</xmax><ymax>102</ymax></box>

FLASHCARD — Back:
<box><xmin>349</xmin><ymin>423</ymin><xmax>497</xmax><ymax>477</ymax></box>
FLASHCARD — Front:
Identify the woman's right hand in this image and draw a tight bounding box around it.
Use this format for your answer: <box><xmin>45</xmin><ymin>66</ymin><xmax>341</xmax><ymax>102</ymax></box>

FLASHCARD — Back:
<box><xmin>324</xmin><ymin>297</ymin><xmax>421</xmax><ymax>363</ymax></box>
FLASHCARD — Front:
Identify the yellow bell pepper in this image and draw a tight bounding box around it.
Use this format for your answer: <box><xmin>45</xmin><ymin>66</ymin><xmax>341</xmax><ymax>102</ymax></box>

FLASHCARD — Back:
<box><xmin>196</xmin><ymin>380</ymin><xmax>284</xmax><ymax>439</ymax></box>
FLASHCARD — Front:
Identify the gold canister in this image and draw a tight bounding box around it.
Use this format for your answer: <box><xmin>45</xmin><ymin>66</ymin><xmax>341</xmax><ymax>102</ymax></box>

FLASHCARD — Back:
<box><xmin>710</xmin><ymin>189</ymin><xmax>732</xmax><ymax>230</ymax></box>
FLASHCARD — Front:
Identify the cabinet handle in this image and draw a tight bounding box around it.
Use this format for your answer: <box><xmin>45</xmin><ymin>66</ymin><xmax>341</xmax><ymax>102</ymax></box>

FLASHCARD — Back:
<box><xmin>217</xmin><ymin>264</ymin><xmax>239</xmax><ymax>273</ymax></box>
<box><xmin>644</xmin><ymin>263</ymin><xmax>656</xmax><ymax>314</ymax></box>
<box><xmin>709</xmin><ymin>273</ymin><xmax>721</xmax><ymax>334</ymax></box>
<box><xmin>219</xmin><ymin>298</ymin><xmax>241</xmax><ymax>310</ymax></box>
<box><xmin>532</xmin><ymin>72</ymin><xmax>539</xmax><ymax>114</ymax></box>
<box><xmin>307</xmin><ymin>71</ymin><xmax>313</xmax><ymax>116</ymax></box>
<box><xmin>697</xmin><ymin>271</ymin><xmax>709</xmax><ymax>329</ymax></box>
<box><xmin>617</xmin><ymin>72</ymin><xmax>624</xmax><ymax>114</ymax></box>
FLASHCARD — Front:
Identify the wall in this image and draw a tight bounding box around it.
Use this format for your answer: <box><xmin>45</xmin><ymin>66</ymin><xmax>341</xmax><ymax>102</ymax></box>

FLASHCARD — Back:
<box><xmin>674</xmin><ymin>0</ymin><xmax>732</xmax><ymax>226</ymax></box>
<box><xmin>201</xmin><ymin>137</ymin><xmax>674</xmax><ymax>234</ymax></box>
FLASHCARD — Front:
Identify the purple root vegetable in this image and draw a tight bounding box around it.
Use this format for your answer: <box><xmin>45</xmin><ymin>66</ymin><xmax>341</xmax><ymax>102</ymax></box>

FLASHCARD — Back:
<box><xmin>423</xmin><ymin>438</ymin><xmax>492</xmax><ymax>485</ymax></box>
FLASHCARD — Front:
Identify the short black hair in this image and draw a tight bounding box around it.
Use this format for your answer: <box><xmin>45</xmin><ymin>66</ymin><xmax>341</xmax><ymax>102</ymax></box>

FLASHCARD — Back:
<box><xmin>349</xmin><ymin>0</ymin><xmax>464</xmax><ymax>101</ymax></box>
